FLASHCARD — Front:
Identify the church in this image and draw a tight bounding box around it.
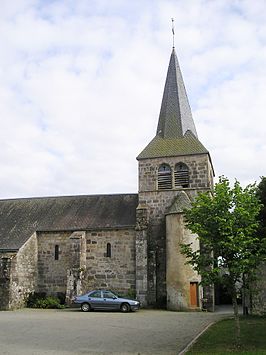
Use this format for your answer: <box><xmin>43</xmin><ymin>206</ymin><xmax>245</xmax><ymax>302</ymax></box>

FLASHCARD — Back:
<box><xmin>0</xmin><ymin>45</ymin><xmax>227</xmax><ymax>311</ymax></box>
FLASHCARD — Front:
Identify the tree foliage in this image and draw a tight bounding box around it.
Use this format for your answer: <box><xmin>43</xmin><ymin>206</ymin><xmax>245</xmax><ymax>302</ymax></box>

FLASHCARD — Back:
<box><xmin>257</xmin><ymin>176</ymin><xmax>266</xmax><ymax>246</ymax></box>
<box><xmin>180</xmin><ymin>176</ymin><xmax>264</xmax><ymax>342</ymax></box>
<box><xmin>181</xmin><ymin>176</ymin><xmax>266</xmax><ymax>343</ymax></box>
<box><xmin>181</xmin><ymin>176</ymin><xmax>262</xmax><ymax>286</ymax></box>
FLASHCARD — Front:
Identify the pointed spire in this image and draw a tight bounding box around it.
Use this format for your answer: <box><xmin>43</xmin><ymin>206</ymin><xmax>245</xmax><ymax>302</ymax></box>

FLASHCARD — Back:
<box><xmin>156</xmin><ymin>48</ymin><xmax>198</xmax><ymax>139</ymax></box>
<box><xmin>137</xmin><ymin>47</ymin><xmax>209</xmax><ymax>161</ymax></box>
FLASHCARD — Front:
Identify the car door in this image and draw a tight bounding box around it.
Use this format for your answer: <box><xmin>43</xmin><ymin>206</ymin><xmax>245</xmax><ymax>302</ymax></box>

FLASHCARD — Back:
<box><xmin>87</xmin><ymin>290</ymin><xmax>103</xmax><ymax>309</ymax></box>
<box><xmin>102</xmin><ymin>291</ymin><xmax>120</xmax><ymax>310</ymax></box>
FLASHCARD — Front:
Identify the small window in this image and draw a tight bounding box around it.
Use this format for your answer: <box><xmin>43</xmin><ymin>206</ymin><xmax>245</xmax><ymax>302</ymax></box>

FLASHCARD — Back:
<box><xmin>55</xmin><ymin>245</ymin><xmax>59</xmax><ymax>260</ymax></box>
<box><xmin>174</xmin><ymin>163</ymin><xmax>189</xmax><ymax>188</ymax></box>
<box><xmin>158</xmin><ymin>164</ymin><xmax>172</xmax><ymax>190</ymax></box>
<box><xmin>106</xmin><ymin>243</ymin><xmax>111</xmax><ymax>258</ymax></box>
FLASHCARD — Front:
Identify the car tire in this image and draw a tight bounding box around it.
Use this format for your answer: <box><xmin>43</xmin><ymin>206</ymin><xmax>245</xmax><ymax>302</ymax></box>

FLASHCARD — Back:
<box><xmin>81</xmin><ymin>303</ymin><xmax>91</xmax><ymax>312</ymax></box>
<box><xmin>120</xmin><ymin>303</ymin><xmax>130</xmax><ymax>313</ymax></box>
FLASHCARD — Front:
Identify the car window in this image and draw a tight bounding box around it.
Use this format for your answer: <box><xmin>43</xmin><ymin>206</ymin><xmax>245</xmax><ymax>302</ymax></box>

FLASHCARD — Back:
<box><xmin>103</xmin><ymin>291</ymin><xmax>116</xmax><ymax>299</ymax></box>
<box><xmin>89</xmin><ymin>291</ymin><xmax>102</xmax><ymax>298</ymax></box>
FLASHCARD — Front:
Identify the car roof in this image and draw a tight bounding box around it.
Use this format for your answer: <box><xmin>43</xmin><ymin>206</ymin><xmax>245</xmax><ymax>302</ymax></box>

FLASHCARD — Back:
<box><xmin>88</xmin><ymin>289</ymin><xmax>115</xmax><ymax>293</ymax></box>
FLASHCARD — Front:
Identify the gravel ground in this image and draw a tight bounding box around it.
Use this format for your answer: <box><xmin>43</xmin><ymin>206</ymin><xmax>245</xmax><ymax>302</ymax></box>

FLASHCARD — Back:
<box><xmin>0</xmin><ymin>308</ymin><xmax>230</xmax><ymax>355</ymax></box>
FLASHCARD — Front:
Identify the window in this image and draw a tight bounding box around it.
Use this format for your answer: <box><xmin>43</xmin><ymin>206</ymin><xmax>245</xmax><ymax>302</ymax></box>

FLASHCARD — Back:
<box><xmin>174</xmin><ymin>163</ymin><xmax>189</xmax><ymax>188</ymax></box>
<box><xmin>90</xmin><ymin>290</ymin><xmax>102</xmax><ymax>298</ymax></box>
<box><xmin>103</xmin><ymin>291</ymin><xmax>116</xmax><ymax>299</ymax></box>
<box><xmin>106</xmin><ymin>243</ymin><xmax>111</xmax><ymax>258</ymax></box>
<box><xmin>55</xmin><ymin>245</ymin><xmax>59</xmax><ymax>260</ymax></box>
<box><xmin>158</xmin><ymin>164</ymin><xmax>172</xmax><ymax>190</ymax></box>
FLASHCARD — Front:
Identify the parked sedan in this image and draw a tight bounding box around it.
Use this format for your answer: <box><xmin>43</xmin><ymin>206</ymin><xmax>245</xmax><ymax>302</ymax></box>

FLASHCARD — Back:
<box><xmin>73</xmin><ymin>290</ymin><xmax>140</xmax><ymax>312</ymax></box>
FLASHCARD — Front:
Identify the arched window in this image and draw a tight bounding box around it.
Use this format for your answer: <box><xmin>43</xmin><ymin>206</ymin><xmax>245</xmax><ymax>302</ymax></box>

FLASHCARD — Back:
<box><xmin>55</xmin><ymin>245</ymin><xmax>59</xmax><ymax>260</ymax></box>
<box><xmin>106</xmin><ymin>243</ymin><xmax>111</xmax><ymax>258</ymax></box>
<box><xmin>158</xmin><ymin>164</ymin><xmax>172</xmax><ymax>190</ymax></box>
<box><xmin>174</xmin><ymin>163</ymin><xmax>189</xmax><ymax>188</ymax></box>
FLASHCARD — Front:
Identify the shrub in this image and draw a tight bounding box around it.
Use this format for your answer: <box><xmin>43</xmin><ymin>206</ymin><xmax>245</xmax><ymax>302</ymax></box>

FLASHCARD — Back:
<box><xmin>27</xmin><ymin>292</ymin><xmax>46</xmax><ymax>308</ymax></box>
<box><xmin>27</xmin><ymin>293</ymin><xmax>65</xmax><ymax>309</ymax></box>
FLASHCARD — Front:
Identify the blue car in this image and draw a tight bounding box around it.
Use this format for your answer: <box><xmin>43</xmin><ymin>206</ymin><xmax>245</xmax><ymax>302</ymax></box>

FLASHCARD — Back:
<box><xmin>73</xmin><ymin>290</ymin><xmax>140</xmax><ymax>312</ymax></box>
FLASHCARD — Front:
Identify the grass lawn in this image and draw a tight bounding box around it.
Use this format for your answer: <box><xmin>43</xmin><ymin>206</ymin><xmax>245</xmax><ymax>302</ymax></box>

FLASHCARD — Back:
<box><xmin>186</xmin><ymin>316</ymin><xmax>266</xmax><ymax>354</ymax></box>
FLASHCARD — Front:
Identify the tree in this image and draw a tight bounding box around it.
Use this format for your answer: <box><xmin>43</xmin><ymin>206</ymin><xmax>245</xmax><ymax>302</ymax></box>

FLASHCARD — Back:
<box><xmin>257</xmin><ymin>176</ymin><xmax>266</xmax><ymax>241</ymax></box>
<box><xmin>180</xmin><ymin>176</ymin><xmax>263</xmax><ymax>343</ymax></box>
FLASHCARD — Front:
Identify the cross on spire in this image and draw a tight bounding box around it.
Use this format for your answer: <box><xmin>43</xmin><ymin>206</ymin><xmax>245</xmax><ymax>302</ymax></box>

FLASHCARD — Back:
<box><xmin>171</xmin><ymin>18</ymin><xmax>175</xmax><ymax>48</ymax></box>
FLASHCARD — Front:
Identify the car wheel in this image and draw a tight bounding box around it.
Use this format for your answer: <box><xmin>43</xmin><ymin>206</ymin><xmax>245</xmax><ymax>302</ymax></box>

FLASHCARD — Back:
<box><xmin>120</xmin><ymin>303</ymin><xmax>130</xmax><ymax>313</ymax></box>
<box><xmin>81</xmin><ymin>303</ymin><xmax>91</xmax><ymax>312</ymax></box>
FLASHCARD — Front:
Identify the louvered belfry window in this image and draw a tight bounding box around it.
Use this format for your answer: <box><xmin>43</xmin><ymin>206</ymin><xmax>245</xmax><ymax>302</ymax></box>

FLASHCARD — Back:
<box><xmin>174</xmin><ymin>163</ymin><xmax>189</xmax><ymax>188</ymax></box>
<box><xmin>158</xmin><ymin>164</ymin><xmax>172</xmax><ymax>190</ymax></box>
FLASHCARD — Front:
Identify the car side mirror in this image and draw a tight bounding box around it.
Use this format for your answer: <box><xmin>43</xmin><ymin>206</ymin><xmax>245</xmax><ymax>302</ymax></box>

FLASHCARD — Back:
<box><xmin>112</xmin><ymin>296</ymin><xmax>117</xmax><ymax>299</ymax></box>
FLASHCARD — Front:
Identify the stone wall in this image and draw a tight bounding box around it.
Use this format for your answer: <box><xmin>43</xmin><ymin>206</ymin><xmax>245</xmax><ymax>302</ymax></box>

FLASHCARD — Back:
<box><xmin>135</xmin><ymin>205</ymin><xmax>148</xmax><ymax>306</ymax></box>
<box><xmin>65</xmin><ymin>231</ymin><xmax>86</xmax><ymax>303</ymax></box>
<box><xmin>0</xmin><ymin>233</ymin><xmax>38</xmax><ymax>310</ymax></box>
<box><xmin>252</xmin><ymin>263</ymin><xmax>266</xmax><ymax>315</ymax></box>
<box><xmin>138</xmin><ymin>153</ymin><xmax>213</xmax><ymax>307</ymax></box>
<box><xmin>37</xmin><ymin>231</ymin><xmax>87</xmax><ymax>300</ymax></box>
<box><xmin>37</xmin><ymin>231</ymin><xmax>74</xmax><ymax>295</ymax></box>
<box><xmin>166</xmin><ymin>212</ymin><xmax>201</xmax><ymax>310</ymax></box>
<box><xmin>36</xmin><ymin>228</ymin><xmax>136</xmax><ymax>298</ymax></box>
<box><xmin>138</xmin><ymin>154</ymin><xmax>213</xmax><ymax>193</ymax></box>
<box><xmin>0</xmin><ymin>253</ymin><xmax>14</xmax><ymax>310</ymax></box>
<box><xmin>84</xmin><ymin>228</ymin><xmax>136</xmax><ymax>295</ymax></box>
<box><xmin>10</xmin><ymin>233</ymin><xmax>38</xmax><ymax>309</ymax></box>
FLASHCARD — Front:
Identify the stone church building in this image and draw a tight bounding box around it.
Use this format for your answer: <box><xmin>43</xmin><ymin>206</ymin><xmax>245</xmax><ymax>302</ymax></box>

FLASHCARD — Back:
<box><xmin>0</xmin><ymin>46</ymin><xmax>237</xmax><ymax>311</ymax></box>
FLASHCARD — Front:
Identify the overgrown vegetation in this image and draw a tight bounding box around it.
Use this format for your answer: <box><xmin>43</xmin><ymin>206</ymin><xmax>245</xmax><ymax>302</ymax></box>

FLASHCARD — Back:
<box><xmin>27</xmin><ymin>292</ymin><xmax>65</xmax><ymax>309</ymax></box>
<box><xmin>186</xmin><ymin>316</ymin><xmax>266</xmax><ymax>354</ymax></box>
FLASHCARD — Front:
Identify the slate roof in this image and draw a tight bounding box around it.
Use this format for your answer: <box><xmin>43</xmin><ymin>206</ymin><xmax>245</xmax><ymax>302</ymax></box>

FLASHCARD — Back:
<box><xmin>166</xmin><ymin>191</ymin><xmax>192</xmax><ymax>215</ymax></box>
<box><xmin>137</xmin><ymin>130</ymin><xmax>208</xmax><ymax>160</ymax></box>
<box><xmin>0</xmin><ymin>194</ymin><xmax>138</xmax><ymax>251</ymax></box>
<box><xmin>137</xmin><ymin>48</ymin><xmax>209</xmax><ymax>161</ymax></box>
<box><xmin>156</xmin><ymin>48</ymin><xmax>197</xmax><ymax>139</ymax></box>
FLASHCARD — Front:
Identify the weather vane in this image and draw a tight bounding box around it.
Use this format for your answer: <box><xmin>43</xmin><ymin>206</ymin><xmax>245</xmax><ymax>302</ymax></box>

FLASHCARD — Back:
<box><xmin>171</xmin><ymin>18</ymin><xmax>175</xmax><ymax>48</ymax></box>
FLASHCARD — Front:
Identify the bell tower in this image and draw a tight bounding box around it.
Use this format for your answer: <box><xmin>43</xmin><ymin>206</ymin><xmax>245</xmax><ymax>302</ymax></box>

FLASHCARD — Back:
<box><xmin>135</xmin><ymin>48</ymin><xmax>214</xmax><ymax>309</ymax></box>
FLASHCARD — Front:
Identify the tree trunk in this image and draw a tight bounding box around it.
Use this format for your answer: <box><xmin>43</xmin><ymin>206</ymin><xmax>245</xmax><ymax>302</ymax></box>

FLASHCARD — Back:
<box><xmin>232</xmin><ymin>287</ymin><xmax>241</xmax><ymax>346</ymax></box>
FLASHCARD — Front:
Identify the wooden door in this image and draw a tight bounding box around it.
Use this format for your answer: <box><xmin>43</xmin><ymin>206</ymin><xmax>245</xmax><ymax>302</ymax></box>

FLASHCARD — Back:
<box><xmin>190</xmin><ymin>282</ymin><xmax>199</xmax><ymax>307</ymax></box>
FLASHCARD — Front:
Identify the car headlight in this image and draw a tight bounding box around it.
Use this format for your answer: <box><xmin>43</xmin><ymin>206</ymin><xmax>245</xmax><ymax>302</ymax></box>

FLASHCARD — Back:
<box><xmin>133</xmin><ymin>301</ymin><xmax>139</xmax><ymax>305</ymax></box>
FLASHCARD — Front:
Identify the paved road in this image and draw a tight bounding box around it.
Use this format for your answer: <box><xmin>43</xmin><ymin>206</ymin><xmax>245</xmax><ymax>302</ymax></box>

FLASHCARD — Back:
<box><xmin>0</xmin><ymin>308</ymin><xmax>230</xmax><ymax>355</ymax></box>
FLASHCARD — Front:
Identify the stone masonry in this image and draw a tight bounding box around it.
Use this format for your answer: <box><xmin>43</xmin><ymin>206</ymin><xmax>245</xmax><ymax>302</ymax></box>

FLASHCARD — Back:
<box><xmin>0</xmin><ymin>233</ymin><xmax>37</xmax><ymax>310</ymax></box>
<box><xmin>36</xmin><ymin>228</ymin><xmax>136</xmax><ymax>299</ymax></box>
<box><xmin>135</xmin><ymin>205</ymin><xmax>148</xmax><ymax>306</ymax></box>
<box><xmin>137</xmin><ymin>154</ymin><xmax>213</xmax><ymax>307</ymax></box>
<box><xmin>84</xmin><ymin>228</ymin><xmax>136</xmax><ymax>295</ymax></box>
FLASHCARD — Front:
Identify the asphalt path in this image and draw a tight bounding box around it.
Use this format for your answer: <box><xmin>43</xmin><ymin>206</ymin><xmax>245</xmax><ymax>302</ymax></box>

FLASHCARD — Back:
<box><xmin>0</xmin><ymin>308</ymin><xmax>229</xmax><ymax>354</ymax></box>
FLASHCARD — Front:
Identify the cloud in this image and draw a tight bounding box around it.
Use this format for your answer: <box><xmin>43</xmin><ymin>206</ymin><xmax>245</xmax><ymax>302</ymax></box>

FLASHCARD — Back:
<box><xmin>196</xmin><ymin>67</ymin><xmax>266</xmax><ymax>185</ymax></box>
<box><xmin>0</xmin><ymin>0</ymin><xmax>265</xmax><ymax>198</ymax></box>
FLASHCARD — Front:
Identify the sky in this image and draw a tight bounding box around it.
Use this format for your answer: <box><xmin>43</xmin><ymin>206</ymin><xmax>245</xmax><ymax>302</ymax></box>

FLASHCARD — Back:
<box><xmin>0</xmin><ymin>0</ymin><xmax>266</xmax><ymax>199</ymax></box>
